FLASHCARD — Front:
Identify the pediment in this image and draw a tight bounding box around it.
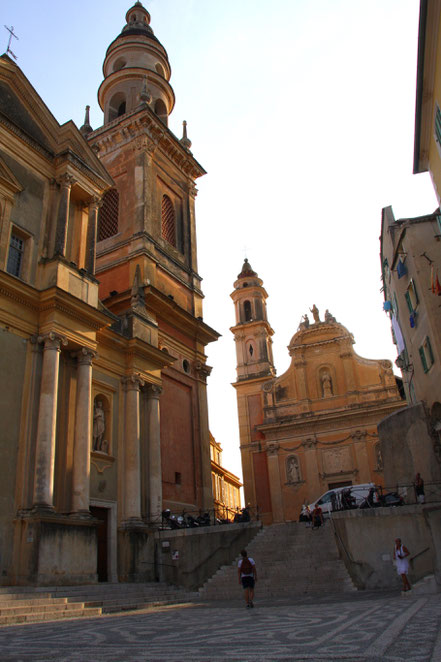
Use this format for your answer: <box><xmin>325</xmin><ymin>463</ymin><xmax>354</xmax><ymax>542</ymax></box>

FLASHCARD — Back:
<box><xmin>0</xmin><ymin>153</ymin><xmax>23</xmax><ymax>197</ymax></box>
<box><xmin>0</xmin><ymin>56</ymin><xmax>112</xmax><ymax>188</ymax></box>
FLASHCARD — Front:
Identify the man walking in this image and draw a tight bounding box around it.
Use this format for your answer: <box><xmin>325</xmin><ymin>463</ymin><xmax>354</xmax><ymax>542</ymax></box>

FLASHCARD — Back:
<box><xmin>238</xmin><ymin>549</ymin><xmax>257</xmax><ymax>608</ymax></box>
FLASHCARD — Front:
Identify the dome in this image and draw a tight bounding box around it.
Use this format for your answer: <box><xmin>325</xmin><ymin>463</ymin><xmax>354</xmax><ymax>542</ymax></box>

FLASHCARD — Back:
<box><xmin>98</xmin><ymin>2</ymin><xmax>175</xmax><ymax>126</ymax></box>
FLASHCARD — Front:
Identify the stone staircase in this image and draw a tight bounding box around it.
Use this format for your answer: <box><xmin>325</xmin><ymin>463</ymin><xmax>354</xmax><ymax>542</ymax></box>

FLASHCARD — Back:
<box><xmin>198</xmin><ymin>521</ymin><xmax>356</xmax><ymax>600</ymax></box>
<box><xmin>0</xmin><ymin>582</ymin><xmax>198</xmax><ymax>626</ymax></box>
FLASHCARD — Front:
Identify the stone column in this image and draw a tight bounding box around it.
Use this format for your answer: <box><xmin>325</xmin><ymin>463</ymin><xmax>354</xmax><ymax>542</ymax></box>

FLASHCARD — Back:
<box><xmin>146</xmin><ymin>385</ymin><xmax>162</xmax><ymax>522</ymax></box>
<box><xmin>33</xmin><ymin>332</ymin><xmax>67</xmax><ymax>510</ymax></box>
<box><xmin>71</xmin><ymin>348</ymin><xmax>96</xmax><ymax>516</ymax></box>
<box><xmin>85</xmin><ymin>197</ymin><xmax>100</xmax><ymax>274</ymax></box>
<box><xmin>266</xmin><ymin>442</ymin><xmax>284</xmax><ymax>523</ymax></box>
<box><xmin>195</xmin><ymin>363</ymin><xmax>214</xmax><ymax>511</ymax></box>
<box><xmin>123</xmin><ymin>374</ymin><xmax>144</xmax><ymax>524</ymax></box>
<box><xmin>54</xmin><ymin>174</ymin><xmax>74</xmax><ymax>256</ymax></box>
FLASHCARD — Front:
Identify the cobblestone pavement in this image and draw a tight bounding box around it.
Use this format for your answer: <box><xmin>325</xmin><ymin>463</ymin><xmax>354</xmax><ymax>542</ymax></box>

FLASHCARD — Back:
<box><xmin>1</xmin><ymin>591</ymin><xmax>440</xmax><ymax>661</ymax></box>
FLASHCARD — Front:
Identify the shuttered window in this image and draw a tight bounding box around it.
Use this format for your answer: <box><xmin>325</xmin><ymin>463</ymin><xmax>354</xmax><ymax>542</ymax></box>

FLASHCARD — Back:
<box><xmin>161</xmin><ymin>194</ymin><xmax>176</xmax><ymax>247</ymax></box>
<box><xmin>98</xmin><ymin>189</ymin><xmax>119</xmax><ymax>241</ymax></box>
<box><xmin>435</xmin><ymin>104</ymin><xmax>441</xmax><ymax>145</ymax></box>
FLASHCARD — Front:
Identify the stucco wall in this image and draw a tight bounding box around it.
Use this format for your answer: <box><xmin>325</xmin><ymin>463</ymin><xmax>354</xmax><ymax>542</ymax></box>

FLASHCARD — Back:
<box><xmin>154</xmin><ymin>521</ymin><xmax>262</xmax><ymax>590</ymax></box>
<box><xmin>332</xmin><ymin>504</ymin><xmax>441</xmax><ymax>590</ymax></box>
<box><xmin>379</xmin><ymin>402</ymin><xmax>441</xmax><ymax>487</ymax></box>
<box><xmin>0</xmin><ymin>330</ymin><xmax>27</xmax><ymax>580</ymax></box>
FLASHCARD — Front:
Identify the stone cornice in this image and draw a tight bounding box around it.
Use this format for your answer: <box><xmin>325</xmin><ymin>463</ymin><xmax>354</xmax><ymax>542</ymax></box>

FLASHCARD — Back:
<box><xmin>96</xmin><ymin>233</ymin><xmax>203</xmax><ymax>292</ymax></box>
<box><xmin>38</xmin><ymin>287</ymin><xmax>113</xmax><ymax>333</ymax></box>
<box><xmin>258</xmin><ymin>400</ymin><xmax>407</xmax><ymax>434</ymax></box>
<box><xmin>88</xmin><ymin>108</ymin><xmax>206</xmax><ymax>181</ymax></box>
<box><xmin>146</xmin><ymin>286</ymin><xmax>220</xmax><ymax>346</ymax></box>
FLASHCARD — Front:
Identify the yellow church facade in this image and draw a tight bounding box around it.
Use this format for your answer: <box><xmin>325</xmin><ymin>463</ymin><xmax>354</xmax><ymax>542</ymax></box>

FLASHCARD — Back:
<box><xmin>0</xmin><ymin>3</ymin><xmax>219</xmax><ymax>586</ymax></box>
<box><xmin>231</xmin><ymin>260</ymin><xmax>406</xmax><ymax>524</ymax></box>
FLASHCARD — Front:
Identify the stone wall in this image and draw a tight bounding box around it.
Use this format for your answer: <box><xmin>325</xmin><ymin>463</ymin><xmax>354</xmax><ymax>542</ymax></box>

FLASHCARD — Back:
<box><xmin>12</xmin><ymin>516</ymin><xmax>98</xmax><ymax>586</ymax></box>
<box><xmin>379</xmin><ymin>402</ymin><xmax>441</xmax><ymax>487</ymax></box>
<box><xmin>331</xmin><ymin>504</ymin><xmax>441</xmax><ymax>590</ymax></box>
<box><xmin>154</xmin><ymin>522</ymin><xmax>262</xmax><ymax>590</ymax></box>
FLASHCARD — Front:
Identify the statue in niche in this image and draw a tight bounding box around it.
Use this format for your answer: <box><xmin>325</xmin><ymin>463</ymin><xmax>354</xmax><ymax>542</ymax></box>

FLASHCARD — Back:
<box><xmin>321</xmin><ymin>372</ymin><xmax>333</xmax><ymax>398</ymax></box>
<box><xmin>325</xmin><ymin>309</ymin><xmax>336</xmax><ymax>323</ymax></box>
<box><xmin>310</xmin><ymin>304</ymin><xmax>320</xmax><ymax>323</ymax></box>
<box><xmin>93</xmin><ymin>400</ymin><xmax>107</xmax><ymax>452</ymax></box>
<box><xmin>375</xmin><ymin>443</ymin><xmax>383</xmax><ymax>470</ymax></box>
<box><xmin>287</xmin><ymin>456</ymin><xmax>300</xmax><ymax>483</ymax></box>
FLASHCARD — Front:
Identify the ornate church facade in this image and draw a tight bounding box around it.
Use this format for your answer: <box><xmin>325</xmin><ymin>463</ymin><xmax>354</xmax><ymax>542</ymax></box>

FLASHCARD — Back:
<box><xmin>0</xmin><ymin>3</ymin><xmax>218</xmax><ymax>585</ymax></box>
<box><xmin>231</xmin><ymin>260</ymin><xmax>406</xmax><ymax>524</ymax></box>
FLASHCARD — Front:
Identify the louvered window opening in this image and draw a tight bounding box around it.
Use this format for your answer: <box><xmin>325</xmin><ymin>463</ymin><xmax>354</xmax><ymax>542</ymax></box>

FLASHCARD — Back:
<box><xmin>436</xmin><ymin>105</ymin><xmax>441</xmax><ymax>145</ymax></box>
<box><xmin>98</xmin><ymin>189</ymin><xmax>119</xmax><ymax>241</ymax></box>
<box><xmin>161</xmin><ymin>195</ymin><xmax>176</xmax><ymax>247</ymax></box>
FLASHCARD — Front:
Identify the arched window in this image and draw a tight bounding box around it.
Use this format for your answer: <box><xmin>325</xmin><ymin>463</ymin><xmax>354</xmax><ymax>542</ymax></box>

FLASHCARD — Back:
<box><xmin>161</xmin><ymin>194</ymin><xmax>176</xmax><ymax>247</ymax></box>
<box><xmin>154</xmin><ymin>98</ymin><xmax>168</xmax><ymax>124</ymax></box>
<box><xmin>113</xmin><ymin>58</ymin><xmax>126</xmax><ymax>72</ymax></box>
<box><xmin>155</xmin><ymin>63</ymin><xmax>165</xmax><ymax>78</ymax></box>
<box><xmin>108</xmin><ymin>92</ymin><xmax>127</xmax><ymax>122</ymax></box>
<box><xmin>243</xmin><ymin>300</ymin><xmax>252</xmax><ymax>322</ymax></box>
<box><xmin>98</xmin><ymin>189</ymin><xmax>119</xmax><ymax>241</ymax></box>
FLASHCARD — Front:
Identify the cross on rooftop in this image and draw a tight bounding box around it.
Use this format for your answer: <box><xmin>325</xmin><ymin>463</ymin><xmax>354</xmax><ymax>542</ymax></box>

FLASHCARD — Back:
<box><xmin>4</xmin><ymin>25</ymin><xmax>18</xmax><ymax>60</ymax></box>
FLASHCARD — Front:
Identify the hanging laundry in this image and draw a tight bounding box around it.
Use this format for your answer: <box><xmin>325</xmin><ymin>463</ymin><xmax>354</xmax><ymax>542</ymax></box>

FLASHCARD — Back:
<box><xmin>397</xmin><ymin>259</ymin><xmax>407</xmax><ymax>279</ymax></box>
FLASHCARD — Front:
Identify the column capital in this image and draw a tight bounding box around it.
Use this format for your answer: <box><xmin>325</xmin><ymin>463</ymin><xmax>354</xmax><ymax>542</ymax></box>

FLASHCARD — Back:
<box><xmin>37</xmin><ymin>332</ymin><xmax>68</xmax><ymax>351</ymax></box>
<box><xmin>89</xmin><ymin>196</ymin><xmax>102</xmax><ymax>213</ymax></box>
<box><xmin>195</xmin><ymin>362</ymin><xmax>212</xmax><ymax>381</ymax></box>
<box><xmin>145</xmin><ymin>383</ymin><xmax>162</xmax><ymax>398</ymax></box>
<box><xmin>301</xmin><ymin>436</ymin><xmax>318</xmax><ymax>450</ymax></box>
<box><xmin>266</xmin><ymin>441</ymin><xmax>279</xmax><ymax>455</ymax></box>
<box><xmin>122</xmin><ymin>374</ymin><xmax>145</xmax><ymax>391</ymax></box>
<box><xmin>57</xmin><ymin>173</ymin><xmax>75</xmax><ymax>189</ymax></box>
<box><xmin>73</xmin><ymin>347</ymin><xmax>97</xmax><ymax>366</ymax></box>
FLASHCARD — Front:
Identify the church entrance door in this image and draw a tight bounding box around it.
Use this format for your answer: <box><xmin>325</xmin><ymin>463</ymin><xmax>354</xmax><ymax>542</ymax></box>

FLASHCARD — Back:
<box><xmin>90</xmin><ymin>506</ymin><xmax>108</xmax><ymax>582</ymax></box>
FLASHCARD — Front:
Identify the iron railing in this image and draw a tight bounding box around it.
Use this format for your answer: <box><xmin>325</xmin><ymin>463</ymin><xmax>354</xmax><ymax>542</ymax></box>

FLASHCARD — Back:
<box><xmin>148</xmin><ymin>505</ymin><xmax>260</xmax><ymax>530</ymax></box>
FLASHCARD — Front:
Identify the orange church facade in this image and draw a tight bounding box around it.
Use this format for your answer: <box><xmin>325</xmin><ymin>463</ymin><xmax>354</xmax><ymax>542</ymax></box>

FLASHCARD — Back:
<box><xmin>231</xmin><ymin>260</ymin><xmax>406</xmax><ymax>524</ymax></box>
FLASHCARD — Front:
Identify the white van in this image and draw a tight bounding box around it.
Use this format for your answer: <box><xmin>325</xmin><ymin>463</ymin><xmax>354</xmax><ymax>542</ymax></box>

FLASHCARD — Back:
<box><xmin>307</xmin><ymin>483</ymin><xmax>375</xmax><ymax>516</ymax></box>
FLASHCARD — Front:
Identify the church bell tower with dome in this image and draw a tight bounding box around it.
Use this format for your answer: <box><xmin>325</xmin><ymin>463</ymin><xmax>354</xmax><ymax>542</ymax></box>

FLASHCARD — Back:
<box><xmin>84</xmin><ymin>2</ymin><xmax>219</xmax><ymax>545</ymax></box>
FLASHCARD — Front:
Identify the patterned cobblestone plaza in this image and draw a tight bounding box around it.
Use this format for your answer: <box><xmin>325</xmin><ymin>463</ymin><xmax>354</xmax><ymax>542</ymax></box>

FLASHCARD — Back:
<box><xmin>0</xmin><ymin>591</ymin><xmax>440</xmax><ymax>661</ymax></box>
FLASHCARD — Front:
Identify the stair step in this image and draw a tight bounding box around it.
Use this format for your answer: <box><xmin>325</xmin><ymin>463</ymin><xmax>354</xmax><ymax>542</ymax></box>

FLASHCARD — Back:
<box><xmin>198</xmin><ymin>522</ymin><xmax>356</xmax><ymax>598</ymax></box>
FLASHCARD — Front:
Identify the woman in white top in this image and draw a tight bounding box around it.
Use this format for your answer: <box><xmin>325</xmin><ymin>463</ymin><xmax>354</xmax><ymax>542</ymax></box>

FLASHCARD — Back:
<box><xmin>394</xmin><ymin>538</ymin><xmax>411</xmax><ymax>592</ymax></box>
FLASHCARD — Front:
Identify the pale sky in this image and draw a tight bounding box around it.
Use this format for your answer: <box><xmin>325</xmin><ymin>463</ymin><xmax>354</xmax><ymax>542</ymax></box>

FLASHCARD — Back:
<box><xmin>2</xmin><ymin>0</ymin><xmax>438</xmax><ymax>482</ymax></box>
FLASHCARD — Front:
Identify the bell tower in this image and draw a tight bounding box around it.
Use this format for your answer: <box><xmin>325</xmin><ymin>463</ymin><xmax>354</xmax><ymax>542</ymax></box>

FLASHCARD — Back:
<box><xmin>230</xmin><ymin>259</ymin><xmax>275</xmax><ymax>520</ymax></box>
<box><xmin>84</xmin><ymin>3</ymin><xmax>218</xmax><ymax>514</ymax></box>
<box><xmin>98</xmin><ymin>2</ymin><xmax>175</xmax><ymax>126</ymax></box>
<box><xmin>230</xmin><ymin>259</ymin><xmax>275</xmax><ymax>381</ymax></box>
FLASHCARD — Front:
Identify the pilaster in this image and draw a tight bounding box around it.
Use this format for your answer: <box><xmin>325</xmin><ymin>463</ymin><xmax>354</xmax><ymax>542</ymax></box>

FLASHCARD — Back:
<box><xmin>54</xmin><ymin>174</ymin><xmax>74</xmax><ymax>257</ymax></box>
<box><xmin>71</xmin><ymin>348</ymin><xmax>96</xmax><ymax>516</ymax></box>
<box><xmin>122</xmin><ymin>374</ymin><xmax>144</xmax><ymax>525</ymax></box>
<box><xmin>144</xmin><ymin>384</ymin><xmax>162</xmax><ymax>521</ymax></box>
<box><xmin>32</xmin><ymin>332</ymin><xmax>67</xmax><ymax>511</ymax></box>
<box><xmin>266</xmin><ymin>441</ymin><xmax>284</xmax><ymax>523</ymax></box>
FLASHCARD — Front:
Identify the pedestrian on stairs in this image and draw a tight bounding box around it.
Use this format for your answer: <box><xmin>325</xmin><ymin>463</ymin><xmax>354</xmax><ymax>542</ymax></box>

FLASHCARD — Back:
<box><xmin>312</xmin><ymin>504</ymin><xmax>324</xmax><ymax>529</ymax></box>
<box><xmin>394</xmin><ymin>538</ymin><xmax>411</xmax><ymax>592</ymax></box>
<box><xmin>238</xmin><ymin>549</ymin><xmax>257</xmax><ymax>608</ymax></box>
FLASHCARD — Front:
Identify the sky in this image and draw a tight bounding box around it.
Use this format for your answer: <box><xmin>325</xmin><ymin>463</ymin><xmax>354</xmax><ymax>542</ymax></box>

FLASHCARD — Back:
<box><xmin>2</xmin><ymin>0</ymin><xmax>439</xmax><ymax>484</ymax></box>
